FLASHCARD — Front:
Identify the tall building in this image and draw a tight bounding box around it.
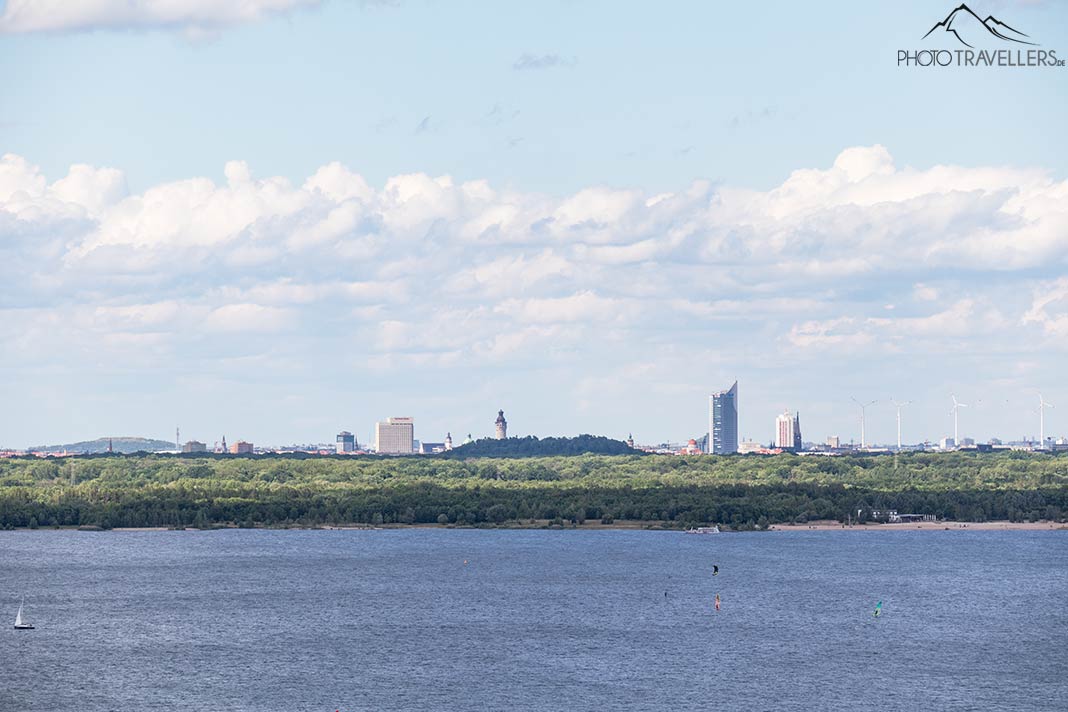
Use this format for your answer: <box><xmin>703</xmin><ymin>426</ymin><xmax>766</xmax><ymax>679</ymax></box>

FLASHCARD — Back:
<box><xmin>182</xmin><ymin>440</ymin><xmax>207</xmax><ymax>453</ymax></box>
<box><xmin>776</xmin><ymin>411</ymin><xmax>801</xmax><ymax>451</ymax></box>
<box><xmin>336</xmin><ymin>431</ymin><xmax>356</xmax><ymax>454</ymax></box>
<box><xmin>375</xmin><ymin>417</ymin><xmax>414</xmax><ymax>454</ymax></box>
<box><xmin>708</xmin><ymin>381</ymin><xmax>739</xmax><ymax>454</ymax></box>
<box><xmin>229</xmin><ymin>440</ymin><xmax>253</xmax><ymax>454</ymax></box>
<box><xmin>495</xmin><ymin>410</ymin><xmax>508</xmax><ymax>439</ymax></box>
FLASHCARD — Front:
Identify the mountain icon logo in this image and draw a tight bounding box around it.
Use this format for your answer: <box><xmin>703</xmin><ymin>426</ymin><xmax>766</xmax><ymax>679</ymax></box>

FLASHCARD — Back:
<box><xmin>923</xmin><ymin>3</ymin><xmax>1037</xmax><ymax>48</ymax></box>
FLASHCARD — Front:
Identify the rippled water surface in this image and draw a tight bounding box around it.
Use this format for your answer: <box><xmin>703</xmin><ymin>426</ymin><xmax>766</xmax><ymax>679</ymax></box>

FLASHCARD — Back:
<box><xmin>1</xmin><ymin>528</ymin><xmax>1066</xmax><ymax>711</ymax></box>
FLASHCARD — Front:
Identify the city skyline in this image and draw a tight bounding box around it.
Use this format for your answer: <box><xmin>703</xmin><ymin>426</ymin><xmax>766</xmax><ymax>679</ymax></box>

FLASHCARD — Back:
<box><xmin>2</xmin><ymin>1</ymin><xmax>1067</xmax><ymax>449</ymax></box>
<box><xmin>5</xmin><ymin>388</ymin><xmax>1063</xmax><ymax>454</ymax></box>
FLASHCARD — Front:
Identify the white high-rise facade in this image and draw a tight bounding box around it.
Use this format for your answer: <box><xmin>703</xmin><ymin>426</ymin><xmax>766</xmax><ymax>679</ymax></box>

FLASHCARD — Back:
<box><xmin>776</xmin><ymin>411</ymin><xmax>798</xmax><ymax>450</ymax></box>
<box><xmin>375</xmin><ymin>417</ymin><xmax>414</xmax><ymax>454</ymax></box>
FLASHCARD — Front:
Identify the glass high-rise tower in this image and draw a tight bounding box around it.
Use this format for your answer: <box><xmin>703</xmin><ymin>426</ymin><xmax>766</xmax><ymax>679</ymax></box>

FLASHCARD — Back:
<box><xmin>708</xmin><ymin>381</ymin><xmax>739</xmax><ymax>454</ymax></box>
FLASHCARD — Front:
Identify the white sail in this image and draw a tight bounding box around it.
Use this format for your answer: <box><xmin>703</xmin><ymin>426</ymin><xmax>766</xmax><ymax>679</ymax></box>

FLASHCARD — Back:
<box><xmin>15</xmin><ymin>601</ymin><xmax>23</xmax><ymax>626</ymax></box>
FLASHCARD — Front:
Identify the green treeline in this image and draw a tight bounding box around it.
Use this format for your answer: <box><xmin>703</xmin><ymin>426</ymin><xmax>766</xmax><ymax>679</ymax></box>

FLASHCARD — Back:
<box><xmin>0</xmin><ymin>451</ymin><xmax>1066</xmax><ymax>530</ymax></box>
<box><xmin>446</xmin><ymin>435</ymin><xmax>636</xmax><ymax>458</ymax></box>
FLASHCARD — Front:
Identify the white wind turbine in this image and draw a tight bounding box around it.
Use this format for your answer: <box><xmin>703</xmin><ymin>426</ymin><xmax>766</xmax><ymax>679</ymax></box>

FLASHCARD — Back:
<box><xmin>1038</xmin><ymin>394</ymin><xmax>1054</xmax><ymax>449</ymax></box>
<box><xmin>890</xmin><ymin>398</ymin><xmax>911</xmax><ymax>451</ymax></box>
<box><xmin>852</xmin><ymin>397</ymin><xmax>877</xmax><ymax>449</ymax></box>
<box><xmin>950</xmin><ymin>395</ymin><xmax>967</xmax><ymax>445</ymax></box>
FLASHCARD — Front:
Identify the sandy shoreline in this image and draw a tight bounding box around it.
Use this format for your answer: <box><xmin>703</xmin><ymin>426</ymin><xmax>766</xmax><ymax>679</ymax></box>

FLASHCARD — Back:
<box><xmin>4</xmin><ymin>520</ymin><xmax>1065</xmax><ymax>533</ymax></box>
<box><xmin>768</xmin><ymin>520</ymin><xmax>1067</xmax><ymax>532</ymax></box>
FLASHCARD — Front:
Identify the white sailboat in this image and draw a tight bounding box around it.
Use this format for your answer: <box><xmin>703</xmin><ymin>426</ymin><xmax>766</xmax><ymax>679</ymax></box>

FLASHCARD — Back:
<box><xmin>14</xmin><ymin>596</ymin><xmax>34</xmax><ymax>630</ymax></box>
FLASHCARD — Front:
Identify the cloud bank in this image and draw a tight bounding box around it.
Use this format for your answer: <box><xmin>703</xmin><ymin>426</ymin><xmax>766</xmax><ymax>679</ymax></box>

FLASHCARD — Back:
<box><xmin>2</xmin><ymin>146</ymin><xmax>1066</xmax><ymax>444</ymax></box>
<box><xmin>0</xmin><ymin>0</ymin><xmax>321</xmax><ymax>36</ymax></box>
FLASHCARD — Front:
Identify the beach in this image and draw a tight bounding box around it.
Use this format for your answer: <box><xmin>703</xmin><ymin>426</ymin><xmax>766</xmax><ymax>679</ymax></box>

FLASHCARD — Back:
<box><xmin>12</xmin><ymin>519</ymin><xmax>1063</xmax><ymax>533</ymax></box>
<box><xmin>767</xmin><ymin>520</ymin><xmax>1067</xmax><ymax>532</ymax></box>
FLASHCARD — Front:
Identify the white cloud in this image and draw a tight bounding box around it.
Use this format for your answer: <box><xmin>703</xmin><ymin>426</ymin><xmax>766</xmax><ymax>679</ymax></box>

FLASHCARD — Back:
<box><xmin>91</xmin><ymin>300</ymin><xmax>192</xmax><ymax>330</ymax></box>
<box><xmin>3</xmin><ymin>146</ymin><xmax>1068</xmax><ymax>443</ymax></box>
<box><xmin>303</xmin><ymin>162</ymin><xmax>373</xmax><ymax>204</ymax></box>
<box><xmin>0</xmin><ymin>0</ymin><xmax>320</xmax><ymax>36</ymax></box>
<box><xmin>204</xmin><ymin>303</ymin><xmax>296</xmax><ymax>332</ymax></box>
<box><xmin>49</xmin><ymin>163</ymin><xmax>128</xmax><ymax>217</ymax></box>
<box><xmin>495</xmin><ymin>292</ymin><xmax>626</xmax><ymax>324</ymax></box>
<box><xmin>445</xmin><ymin>250</ymin><xmax>573</xmax><ymax>296</ymax></box>
<box><xmin>1023</xmin><ymin>278</ymin><xmax>1068</xmax><ymax>344</ymax></box>
<box><xmin>913</xmin><ymin>283</ymin><xmax>940</xmax><ymax>302</ymax></box>
<box><xmin>0</xmin><ymin>153</ymin><xmax>46</xmax><ymax>202</ymax></box>
<box><xmin>786</xmin><ymin>299</ymin><xmax>1010</xmax><ymax>355</ymax></box>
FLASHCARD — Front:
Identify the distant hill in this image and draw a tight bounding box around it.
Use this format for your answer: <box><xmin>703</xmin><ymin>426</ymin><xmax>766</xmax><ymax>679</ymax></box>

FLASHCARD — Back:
<box><xmin>28</xmin><ymin>437</ymin><xmax>176</xmax><ymax>454</ymax></box>
<box><xmin>445</xmin><ymin>434</ymin><xmax>637</xmax><ymax>458</ymax></box>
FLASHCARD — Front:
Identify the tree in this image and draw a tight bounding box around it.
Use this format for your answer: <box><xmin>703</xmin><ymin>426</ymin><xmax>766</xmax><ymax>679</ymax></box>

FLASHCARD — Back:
<box><xmin>486</xmin><ymin>504</ymin><xmax>509</xmax><ymax>524</ymax></box>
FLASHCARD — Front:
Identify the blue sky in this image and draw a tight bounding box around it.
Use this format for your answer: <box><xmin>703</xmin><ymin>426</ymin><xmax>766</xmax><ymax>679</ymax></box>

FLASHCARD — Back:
<box><xmin>2</xmin><ymin>0</ymin><xmax>1068</xmax><ymax>448</ymax></box>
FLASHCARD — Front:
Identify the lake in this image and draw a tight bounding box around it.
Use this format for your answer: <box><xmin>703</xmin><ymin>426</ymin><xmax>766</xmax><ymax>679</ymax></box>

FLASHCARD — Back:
<box><xmin>1</xmin><ymin>529</ymin><xmax>1066</xmax><ymax>711</ymax></box>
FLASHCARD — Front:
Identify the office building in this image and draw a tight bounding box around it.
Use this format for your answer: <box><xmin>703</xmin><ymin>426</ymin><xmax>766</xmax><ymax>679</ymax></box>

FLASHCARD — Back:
<box><xmin>376</xmin><ymin>417</ymin><xmax>414</xmax><ymax>454</ymax></box>
<box><xmin>775</xmin><ymin>411</ymin><xmax>802</xmax><ymax>451</ymax></box>
<box><xmin>495</xmin><ymin>410</ymin><xmax>508</xmax><ymax>439</ymax></box>
<box><xmin>229</xmin><ymin>440</ymin><xmax>253</xmax><ymax>454</ymax></box>
<box><xmin>336</xmin><ymin>431</ymin><xmax>356</xmax><ymax>454</ymax></box>
<box><xmin>708</xmin><ymin>381</ymin><xmax>739</xmax><ymax>454</ymax></box>
<box><xmin>182</xmin><ymin>440</ymin><xmax>207</xmax><ymax>453</ymax></box>
<box><xmin>826</xmin><ymin>435</ymin><xmax>840</xmax><ymax>449</ymax></box>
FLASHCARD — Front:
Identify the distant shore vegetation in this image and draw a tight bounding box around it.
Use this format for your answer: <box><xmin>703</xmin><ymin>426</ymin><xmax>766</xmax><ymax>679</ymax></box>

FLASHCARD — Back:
<box><xmin>0</xmin><ymin>450</ymin><xmax>1066</xmax><ymax>531</ymax></box>
<box><xmin>446</xmin><ymin>434</ymin><xmax>636</xmax><ymax>458</ymax></box>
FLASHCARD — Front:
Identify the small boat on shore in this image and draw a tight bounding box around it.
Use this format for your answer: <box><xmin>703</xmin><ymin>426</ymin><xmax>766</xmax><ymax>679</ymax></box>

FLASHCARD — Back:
<box><xmin>684</xmin><ymin>526</ymin><xmax>720</xmax><ymax>534</ymax></box>
<box><xmin>14</xmin><ymin>597</ymin><xmax>34</xmax><ymax>630</ymax></box>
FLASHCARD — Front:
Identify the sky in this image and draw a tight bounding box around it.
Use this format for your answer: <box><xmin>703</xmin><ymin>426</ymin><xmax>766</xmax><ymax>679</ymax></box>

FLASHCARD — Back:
<box><xmin>1</xmin><ymin>0</ymin><xmax>1067</xmax><ymax>449</ymax></box>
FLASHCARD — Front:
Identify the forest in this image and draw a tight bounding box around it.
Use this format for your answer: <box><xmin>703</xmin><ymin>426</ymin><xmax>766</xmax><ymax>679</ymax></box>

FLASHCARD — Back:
<box><xmin>0</xmin><ymin>450</ymin><xmax>1066</xmax><ymax>530</ymax></box>
<box><xmin>446</xmin><ymin>434</ymin><xmax>636</xmax><ymax>457</ymax></box>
